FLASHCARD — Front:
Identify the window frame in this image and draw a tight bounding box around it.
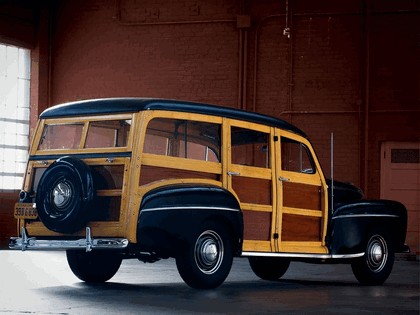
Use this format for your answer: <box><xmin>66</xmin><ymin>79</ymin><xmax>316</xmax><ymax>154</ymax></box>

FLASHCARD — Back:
<box><xmin>32</xmin><ymin>114</ymin><xmax>134</xmax><ymax>156</ymax></box>
<box><xmin>139</xmin><ymin>111</ymin><xmax>223</xmax><ymax>180</ymax></box>
<box><xmin>143</xmin><ymin>115</ymin><xmax>222</xmax><ymax>163</ymax></box>
<box><xmin>226</xmin><ymin>119</ymin><xmax>274</xmax><ymax>182</ymax></box>
<box><xmin>280</xmin><ymin>136</ymin><xmax>316</xmax><ymax>175</ymax></box>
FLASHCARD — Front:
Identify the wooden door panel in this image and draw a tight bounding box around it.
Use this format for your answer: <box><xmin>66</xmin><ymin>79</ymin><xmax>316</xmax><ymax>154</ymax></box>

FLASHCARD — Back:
<box><xmin>232</xmin><ymin>176</ymin><xmax>272</xmax><ymax>205</ymax></box>
<box><xmin>281</xmin><ymin>214</ymin><xmax>321</xmax><ymax>242</ymax></box>
<box><xmin>243</xmin><ymin>210</ymin><xmax>271</xmax><ymax>241</ymax></box>
<box><xmin>277</xmin><ymin>133</ymin><xmax>328</xmax><ymax>253</ymax></box>
<box><xmin>283</xmin><ymin>181</ymin><xmax>321</xmax><ymax>210</ymax></box>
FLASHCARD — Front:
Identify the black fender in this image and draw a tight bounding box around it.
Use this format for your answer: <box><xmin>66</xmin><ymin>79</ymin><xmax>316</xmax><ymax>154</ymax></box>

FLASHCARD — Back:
<box><xmin>136</xmin><ymin>184</ymin><xmax>243</xmax><ymax>258</ymax></box>
<box><xmin>328</xmin><ymin>200</ymin><xmax>407</xmax><ymax>255</ymax></box>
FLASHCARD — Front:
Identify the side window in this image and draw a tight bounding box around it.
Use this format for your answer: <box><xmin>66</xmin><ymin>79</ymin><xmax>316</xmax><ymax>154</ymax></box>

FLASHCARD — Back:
<box><xmin>281</xmin><ymin>137</ymin><xmax>314</xmax><ymax>174</ymax></box>
<box><xmin>38</xmin><ymin>123</ymin><xmax>84</xmax><ymax>150</ymax></box>
<box><xmin>231</xmin><ymin>126</ymin><xmax>269</xmax><ymax>168</ymax></box>
<box><xmin>144</xmin><ymin>118</ymin><xmax>221</xmax><ymax>162</ymax></box>
<box><xmin>85</xmin><ymin>120</ymin><xmax>131</xmax><ymax>148</ymax></box>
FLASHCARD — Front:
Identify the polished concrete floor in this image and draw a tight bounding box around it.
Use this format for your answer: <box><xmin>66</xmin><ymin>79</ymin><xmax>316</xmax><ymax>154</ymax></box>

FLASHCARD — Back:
<box><xmin>0</xmin><ymin>251</ymin><xmax>418</xmax><ymax>314</ymax></box>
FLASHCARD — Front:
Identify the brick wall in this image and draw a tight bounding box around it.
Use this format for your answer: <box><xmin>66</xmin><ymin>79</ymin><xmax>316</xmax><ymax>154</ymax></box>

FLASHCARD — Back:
<box><xmin>44</xmin><ymin>0</ymin><xmax>418</xmax><ymax>192</ymax></box>
<box><xmin>50</xmin><ymin>0</ymin><xmax>239</xmax><ymax>107</ymax></box>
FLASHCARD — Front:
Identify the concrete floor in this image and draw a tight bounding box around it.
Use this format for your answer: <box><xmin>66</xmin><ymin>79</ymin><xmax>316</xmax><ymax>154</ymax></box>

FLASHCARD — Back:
<box><xmin>0</xmin><ymin>251</ymin><xmax>418</xmax><ymax>314</ymax></box>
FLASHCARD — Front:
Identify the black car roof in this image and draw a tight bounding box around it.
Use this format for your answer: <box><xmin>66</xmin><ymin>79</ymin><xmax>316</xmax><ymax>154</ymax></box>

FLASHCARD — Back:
<box><xmin>40</xmin><ymin>98</ymin><xmax>307</xmax><ymax>138</ymax></box>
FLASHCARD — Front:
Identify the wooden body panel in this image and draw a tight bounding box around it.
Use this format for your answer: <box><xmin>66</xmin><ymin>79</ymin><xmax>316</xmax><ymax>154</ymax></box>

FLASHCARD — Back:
<box><xmin>19</xmin><ymin>108</ymin><xmax>329</xmax><ymax>255</ymax></box>
<box><xmin>232</xmin><ymin>177</ymin><xmax>272</xmax><ymax>205</ymax></box>
<box><xmin>281</xmin><ymin>214</ymin><xmax>322</xmax><ymax>242</ymax></box>
<box><xmin>242</xmin><ymin>211</ymin><xmax>271</xmax><ymax>241</ymax></box>
<box><xmin>139</xmin><ymin>165</ymin><xmax>220</xmax><ymax>186</ymax></box>
<box><xmin>283</xmin><ymin>182</ymin><xmax>321</xmax><ymax>211</ymax></box>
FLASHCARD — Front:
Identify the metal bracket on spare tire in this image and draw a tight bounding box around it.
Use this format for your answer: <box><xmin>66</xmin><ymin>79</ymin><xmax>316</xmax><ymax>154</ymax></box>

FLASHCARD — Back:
<box><xmin>36</xmin><ymin>156</ymin><xmax>95</xmax><ymax>234</ymax></box>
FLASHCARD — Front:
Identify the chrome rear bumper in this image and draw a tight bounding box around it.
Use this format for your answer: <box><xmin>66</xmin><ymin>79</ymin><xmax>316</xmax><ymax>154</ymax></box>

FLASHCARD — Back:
<box><xmin>9</xmin><ymin>227</ymin><xmax>129</xmax><ymax>252</ymax></box>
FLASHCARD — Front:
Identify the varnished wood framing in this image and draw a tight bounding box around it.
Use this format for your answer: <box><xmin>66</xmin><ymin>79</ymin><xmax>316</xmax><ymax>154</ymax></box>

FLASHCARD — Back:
<box><xmin>21</xmin><ymin>114</ymin><xmax>135</xmax><ymax>238</ymax></box>
<box><xmin>276</xmin><ymin>129</ymin><xmax>329</xmax><ymax>254</ymax></box>
<box><xmin>21</xmin><ymin>108</ymin><xmax>329</xmax><ymax>255</ymax></box>
<box><xmin>126</xmin><ymin>110</ymin><xmax>225</xmax><ymax>242</ymax></box>
<box><xmin>22</xmin><ymin>156</ymin><xmax>132</xmax><ymax>238</ymax></box>
<box><xmin>226</xmin><ymin>119</ymin><xmax>277</xmax><ymax>252</ymax></box>
<box><xmin>33</xmin><ymin>113</ymin><xmax>134</xmax><ymax>156</ymax></box>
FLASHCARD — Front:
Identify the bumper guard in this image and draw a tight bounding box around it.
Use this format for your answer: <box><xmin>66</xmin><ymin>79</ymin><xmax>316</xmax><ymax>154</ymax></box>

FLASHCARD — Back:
<box><xmin>9</xmin><ymin>227</ymin><xmax>129</xmax><ymax>252</ymax></box>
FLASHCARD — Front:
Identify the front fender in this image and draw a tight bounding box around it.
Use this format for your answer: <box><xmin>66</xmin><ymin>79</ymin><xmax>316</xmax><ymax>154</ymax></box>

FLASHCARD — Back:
<box><xmin>329</xmin><ymin>200</ymin><xmax>407</xmax><ymax>254</ymax></box>
<box><xmin>136</xmin><ymin>184</ymin><xmax>243</xmax><ymax>258</ymax></box>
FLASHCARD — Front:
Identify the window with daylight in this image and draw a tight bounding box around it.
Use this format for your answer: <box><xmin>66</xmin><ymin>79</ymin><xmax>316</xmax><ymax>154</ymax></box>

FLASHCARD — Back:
<box><xmin>0</xmin><ymin>44</ymin><xmax>31</xmax><ymax>190</ymax></box>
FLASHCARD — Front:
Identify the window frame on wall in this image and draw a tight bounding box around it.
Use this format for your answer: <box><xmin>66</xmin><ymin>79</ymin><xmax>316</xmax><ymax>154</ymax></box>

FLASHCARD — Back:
<box><xmin>0</xmin><ymin>43</ymin><xmax>31</xmax><ymax>190</ymax></box>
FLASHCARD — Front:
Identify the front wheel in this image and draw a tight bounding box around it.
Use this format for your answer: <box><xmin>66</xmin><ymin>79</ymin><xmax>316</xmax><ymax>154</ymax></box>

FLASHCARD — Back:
<box><xmin>351</xmin><ymin>233</ymin><xmax>394</xmax><ymax>285</ymax></box>
<box><xmin>66</xmin><ymin>250</ymin><xmax>122</xmax><ymax>283</ymax></box>
<box><xmin>176</xmin><ymin>221</ymin><xmax>233</xmax><ymax>289</ymax></box>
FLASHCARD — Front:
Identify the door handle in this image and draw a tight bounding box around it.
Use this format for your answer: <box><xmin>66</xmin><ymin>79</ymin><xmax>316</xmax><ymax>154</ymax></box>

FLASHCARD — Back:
<box><xmin>228</xmin><ymin>171</ymin><xmax>240</xmax><ymax>176</ymax></box>
<box><xmin>279</xmin><ymin>176</ymin><xmax>290</xmax><ymax>182</ymax></box>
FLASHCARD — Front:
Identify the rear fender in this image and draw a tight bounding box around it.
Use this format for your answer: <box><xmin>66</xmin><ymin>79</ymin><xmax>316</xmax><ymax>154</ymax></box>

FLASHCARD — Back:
<box><xmin>136</xmin><ymin>184</ymin><xmax>243</xmax><ymax>258</ymax></box>
<box><xmin>329</xmin><ymin>200</ymin><xmax>407</xmax><ymax>254</ymax></box>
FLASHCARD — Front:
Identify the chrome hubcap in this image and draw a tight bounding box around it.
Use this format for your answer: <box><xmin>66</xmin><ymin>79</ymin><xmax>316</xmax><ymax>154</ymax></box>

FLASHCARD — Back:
<box><xmin>194</xmin><ymin>230</ymin><xmax>224</xmax><ymax>274</ymax></box>
<box><xmin>371</xmin><ymin>243</ymin><xmax>383</xmax><ymax>262</ymax></box>
<box><xmin>52</xmin><ymin>181</ymin><xmax>72</xmax><ymax>209</ymax></box>
<box><xmin>366</xmin><ymin>235</ymin><xmax>388</xmax><ymax>273</ymax></box>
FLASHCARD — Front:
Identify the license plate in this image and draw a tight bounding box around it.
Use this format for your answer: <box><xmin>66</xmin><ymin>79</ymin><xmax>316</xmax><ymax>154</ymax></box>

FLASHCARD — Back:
<box><xmin>14</xmin><ymin>203</ymin><xmax>38</xmax><ymax>219</ymax></box>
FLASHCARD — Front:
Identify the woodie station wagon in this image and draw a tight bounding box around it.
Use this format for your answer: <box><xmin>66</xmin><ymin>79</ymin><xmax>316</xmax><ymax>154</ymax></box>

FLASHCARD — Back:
<box><xmin>10</xmin><ymin>98</ymin><xmax>408</xmax><ymax>289</ymax></box>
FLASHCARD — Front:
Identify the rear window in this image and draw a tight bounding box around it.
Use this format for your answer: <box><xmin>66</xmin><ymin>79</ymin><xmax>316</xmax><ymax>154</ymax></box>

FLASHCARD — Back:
<box><xmin>38</xmin><ymin>119</ymin><xmax>131</xmax><ymax>151</ymax></box>
<box><xmin>85</xmin><ymin>120</ymin><xmax>131</xmax><ymax>148</ymax></box>
<box><xmin>38</xmin><ymin>123</ymin><xmax>84</xmax><ymax>150</ymax></box>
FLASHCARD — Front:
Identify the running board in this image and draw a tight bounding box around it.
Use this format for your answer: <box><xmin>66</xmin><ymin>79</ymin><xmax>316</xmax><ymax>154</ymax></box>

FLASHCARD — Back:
<box><xmin>242</xmin><ymin>251</ymin><xmax>364</xmax><ymax>260</ymax></box>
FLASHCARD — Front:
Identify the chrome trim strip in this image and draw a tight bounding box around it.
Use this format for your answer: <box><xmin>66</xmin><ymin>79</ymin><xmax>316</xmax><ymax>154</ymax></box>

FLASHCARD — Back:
<box><xmin>332</xmin><ymin>214</ymin><xmax>399</xmax><ymax>220</ymax></box>
<box><xmin>141</xmin><ymin>206</ymin><xmax>240</xmax><ymax>213</ymax></box>
<box><xmin>29</xmin><ymin>151</ymin><xmax>132</xmax><ymax>161</ymax></box>
<box><xmin>241</xmin><ymin>251</ymin><xmax>365</xmax><ymax>259</ymax></box>
<box><xmin>9</xmin><ymin>227</ymin><xmax>129</xmax><ymax>252</ymax></box>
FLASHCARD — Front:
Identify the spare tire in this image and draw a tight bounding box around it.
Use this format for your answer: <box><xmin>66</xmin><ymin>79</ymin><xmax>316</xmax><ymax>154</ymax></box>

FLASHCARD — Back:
<box><xmin>36</xmin><ymin>156</ymin><xmax>94</xmax><ymax>233</ymax></box>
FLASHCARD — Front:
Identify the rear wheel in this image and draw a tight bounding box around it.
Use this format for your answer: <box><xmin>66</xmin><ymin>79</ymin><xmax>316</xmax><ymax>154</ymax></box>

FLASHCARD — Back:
<box><xmin>176</xmin><ymin>221</ymin><xmax>233</xmax><ymax>289</ymax></box>
<box><xmin>351</xmin><ymin>233</ymin><xmax>394</xmax><ymax>285</ymax></box>
<box><xmin>248</xmin><ymin>257</ymin><xmax>290</xmax><ymax>280</ymax></box>
<box><xmin>66</xmin><ymin>250</ymin><xmax>122</xmax><ymax>283</ymax></box>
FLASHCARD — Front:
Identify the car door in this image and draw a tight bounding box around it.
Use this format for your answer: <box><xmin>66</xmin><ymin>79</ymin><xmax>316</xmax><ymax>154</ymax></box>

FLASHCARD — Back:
<box><xmin>225</xmin><ymin>119</ymin><xmax>278</xmax><ymax>253</ymax></box>
<box><xmin>276</xmin><ymin>131</ymin><xmax>329</xmax><ymax>254</ymax></box>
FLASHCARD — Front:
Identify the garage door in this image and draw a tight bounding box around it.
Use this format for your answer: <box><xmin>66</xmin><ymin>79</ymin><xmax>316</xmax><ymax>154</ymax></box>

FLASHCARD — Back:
<box><xmin>381</xmin><ymin>142</ymin><xmax>420</xmax><ymax>257</ymax></box>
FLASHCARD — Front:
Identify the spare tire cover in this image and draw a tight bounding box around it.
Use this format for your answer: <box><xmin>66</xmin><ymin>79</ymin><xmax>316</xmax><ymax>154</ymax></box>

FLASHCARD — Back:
<box><xmin>36</xmin><ymin>156</ymin><xmax>94</xmax><ymax>233</ymax></box>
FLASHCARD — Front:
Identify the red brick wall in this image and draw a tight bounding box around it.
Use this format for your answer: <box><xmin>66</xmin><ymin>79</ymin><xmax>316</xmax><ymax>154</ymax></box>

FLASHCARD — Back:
<box><xmin>50</xmin><ymin>0</ymin><xmax>239</xmax><ymax>107</ymax></box>
<box><xmin>367</xmin><ymin>11</ymin><xmax>420</xmax><ymax>197</ymax></box>
<box><xmin>250</xmin><ymin>11</ymin><xmax>363</xmax><ymax>184</ymax></box>
<box><xmin>43</xmin><ymin>0</ymin><xmax>418</xmax><ymax>195</ymax></box>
